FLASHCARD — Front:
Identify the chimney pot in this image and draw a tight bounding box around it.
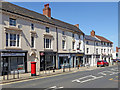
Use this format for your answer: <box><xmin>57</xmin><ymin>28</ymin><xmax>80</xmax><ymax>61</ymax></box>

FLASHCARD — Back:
<box><xmin>91</xmin><ymin>30</ymin><xmax>95</xmax><ymax>36</ymax></box>
<box><xmin>75</xmin><ymin>24</ymin><xmax>79</xmax><ymax>28</ymax></box>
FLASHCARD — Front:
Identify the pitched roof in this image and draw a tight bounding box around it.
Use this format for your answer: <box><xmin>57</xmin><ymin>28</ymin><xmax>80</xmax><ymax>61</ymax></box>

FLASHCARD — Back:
<box><xmin>85</xmin><ymin>35</ymin><xmax>100</xmax><ymax>41</ymax></box>
<box><xmin>1</xmin><ymin>2</ymin><xmax>84</xmax><ymax>34</ymax></box>
<box><xmin>95</xmin><ymin>35</ymin><xmax>113</xmax><ymax>44</ymax></box>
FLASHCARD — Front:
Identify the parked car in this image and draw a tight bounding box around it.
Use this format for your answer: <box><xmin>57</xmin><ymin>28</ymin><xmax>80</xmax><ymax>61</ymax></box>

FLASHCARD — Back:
<box><xmin>97</xmin><ymin>60</ymin><xmax>109</xmax><ymax>67</ymax></box>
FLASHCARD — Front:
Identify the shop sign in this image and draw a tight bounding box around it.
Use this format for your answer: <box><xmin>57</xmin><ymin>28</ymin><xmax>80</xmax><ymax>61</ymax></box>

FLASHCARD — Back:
<box><xmin>59</xmin><ymin>54</ymin><xmax>70</xmax><ymax>57</ymax></box>
<box><xmin>1</xmin><ymin>53</ymin><xmax>25</xmax><ymax>56</ymax></box>
<box><xmin>76</xmin><ymin>54</ymin><xmax>83</xmax><ymax>56</ymax></box>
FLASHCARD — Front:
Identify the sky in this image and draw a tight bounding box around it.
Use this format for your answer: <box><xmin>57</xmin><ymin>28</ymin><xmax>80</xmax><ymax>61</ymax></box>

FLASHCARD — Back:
<box><xmin>11</xmin><ymin>2</ymin><xmax>118</xmax><ymax>51</ymax></box>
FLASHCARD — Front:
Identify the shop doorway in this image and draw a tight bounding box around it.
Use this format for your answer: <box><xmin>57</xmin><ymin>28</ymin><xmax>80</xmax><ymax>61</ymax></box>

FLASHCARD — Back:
<box><xmin>2</xmin><ymin>57</ymin><xmax>9</xmax><ymax>75</ymax></box>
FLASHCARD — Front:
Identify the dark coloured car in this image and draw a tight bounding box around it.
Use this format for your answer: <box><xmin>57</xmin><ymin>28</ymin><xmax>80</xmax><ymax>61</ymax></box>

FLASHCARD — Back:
<box><xmin>97</xmin><ymin>60</ymin><xmax>109</xmax><ymax>67</ymax></box>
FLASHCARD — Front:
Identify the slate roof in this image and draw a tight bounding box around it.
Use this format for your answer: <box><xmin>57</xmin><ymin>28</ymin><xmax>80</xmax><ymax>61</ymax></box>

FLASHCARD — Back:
<box><xmin>1</xmin><ymin>2</ymin><xmax>84</xmax><ymax>34</ymax></box>
<box><xmin>85</xmin><ymin>35</ymin><xmax>100</xmax><ymax>41</ymax></box>
<box><xmin>95</xmin><ymin>35</ymin><xmax>113</xmax><ymax>44</ymax></box>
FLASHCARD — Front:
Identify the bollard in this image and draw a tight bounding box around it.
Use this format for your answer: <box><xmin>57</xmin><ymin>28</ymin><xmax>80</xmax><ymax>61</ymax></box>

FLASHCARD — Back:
<box><xmin>3</xmin><ymin>71</ymin><xmax>5</xmax><ymax>80</ymax></box>
<box><xmin>7</xmin><ymin>71</ymin><xmax>9</xmax><ymax>80</ymax></box>
<box><xmin>69</xmin><ymin>65</ymin><xmax>71</xmax><ymax>72</ymax></box>
<box><xmin>13</xmin><ymin>70</ymin><xmax>15</xmax><ymax>79</ymax></box>
<box><xmin>53</xmin><ymin>67</ymin><xmax>55</xmax><ymax>72</ymax></box>
<box><xmin>63</xmin><ymin>65</ymin><xmax>65</xmax><ymax>72</ymax></box>
<box><xmin>17</xmin><ymin>70</ymin><xmax>19</xmax><ymax>79</ymax></box>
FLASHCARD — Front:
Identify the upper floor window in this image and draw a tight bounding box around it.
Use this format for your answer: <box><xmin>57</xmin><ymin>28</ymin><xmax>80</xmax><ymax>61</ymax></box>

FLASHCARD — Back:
<box><xmin>9</xmin><ymin>18</ymin><xmax>16</xmax><ymax>26</ymax></box>
<box><xmin>6</xmin><ymin>33</ymin><xmax>8</xmax><ymax>46</ymax></box>
<box><xmin>86</xmin><ymin>41</ymin><xmax>89</xmax><ymax>45</ymax></box>
<box><xmin>44</xmin><ymin>38</ymin><xmax>52</xmax><ymax>49</ymax></box>
<box><xmin>79</xmin><ymin>35</ymin><xmax>80</xmax><ymax>39</ymax></box>
<box><xmin>6</xmin><ymin>33</ymin><xmax>20</xmax><ymax>47</ymax></box>
<box><xmin>96</xmin><ymin>42</ymin><xmax>98</xmax><ymax>46</ymax></box>
<box><xmin>62</xmin><ymin>40</ymin><xmax>66</xmax><ymax>49</ymax></box>
<box><xmin>46</xmin><ymin>27</ymin><xmax>49</xmax><ymax>33</ymax></box>
<box><xmin>104</xmin><ymin>42</ymin><xmax>106</xmax><ymax>46</ymax></box>
<box><xmin>72</xmin><ymin>42</ymin><xmax>75</xmax><ymax>50</ymax></box>
<box><xmin>79</xmin><ymin>43</ymin><xmax>81</xmax><ymax>49</ymax></box>
<box><xmin>101</xmin><ymin>49</ymin><xmax>103</xmax><ymax>54</ymax></box>
<box><xmin>96</xmin><ymin>49</ymin><xmax>98</xmax><ymax>54</ymax></box>
<box><xmin>104</xmin><ymin>49</ymin><xmax>106</xmax><ymax>53</ymax></box>
<box><xmin>31</xmin><ymin>23</ymin><xmax>34</xmax><ymax>30</ymax></box>
<box><xmin>31</xmin><ymin>36</ymin><xmax>34</xmax><ymax>48</ymax></box>
<box><xmin>108</xmin><ymin>49</ymin><xmax>109</xmax><ymax>53</ymax></box>
<box><xmin>101</xmin><ymin>42</ymin><xmax>103</xmax><ymax>45</ymax></box>
<box><xmin>107</xmin><ymin>43</ymin><xmax>109</xmax><ymax>46</ymax></box>
<box><xmin>72</xmin><ymin>33</ymin><xmax>74</xmax><ymax>38</ymax></box>
<box><xmin>62</xmin><ymin>31</ymin><xmax>65</xmax><ymax>35</ymax></box>
<box><xmin>87</xmin><ymin>48</ymin><xmax>89</xmax><ymax>53</ymax></box>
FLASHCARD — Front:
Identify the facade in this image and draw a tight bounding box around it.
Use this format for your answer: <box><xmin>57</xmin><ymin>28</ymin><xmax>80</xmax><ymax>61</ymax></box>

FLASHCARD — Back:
<box><xmin>85</xmin><ymin>30</ymin><xmax>113</xmax><ymax>66</ymax></box>
<box><xmin>0</xmin><ymin>2</ymin><xmax>85</xmax><ymax>75</ymax></box>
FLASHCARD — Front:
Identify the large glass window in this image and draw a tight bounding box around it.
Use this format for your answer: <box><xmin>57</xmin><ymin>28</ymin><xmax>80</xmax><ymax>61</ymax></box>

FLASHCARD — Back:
<box><xmin>9</xmin><ymin>18</ymin><xmax>16</xmax><ymax>26</ymax></box>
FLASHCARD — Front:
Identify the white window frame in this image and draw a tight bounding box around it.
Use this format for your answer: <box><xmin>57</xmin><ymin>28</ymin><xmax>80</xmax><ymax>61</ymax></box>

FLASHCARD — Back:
<box><xmin>44</xmin><ymin>38</ymin><xmax>52</xmax><ymax>49</ymax></box>
<box><xmin>6</xmin><ymin>33</ymin><xmax>20</xmax><ymax>48</ymax></box>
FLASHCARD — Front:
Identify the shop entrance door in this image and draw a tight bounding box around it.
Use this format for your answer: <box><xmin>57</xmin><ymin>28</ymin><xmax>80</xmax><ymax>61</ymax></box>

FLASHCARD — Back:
<box><xmin>2</xmin><ymin>57</ymin><xmax>9</xmax><ymax>75</ymax></box>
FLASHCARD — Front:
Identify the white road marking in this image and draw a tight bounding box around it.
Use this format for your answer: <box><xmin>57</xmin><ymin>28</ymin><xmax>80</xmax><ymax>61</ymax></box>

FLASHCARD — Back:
<box><xmin>50</xmin><ymin>86</ymin><xmax>57</xmax><ymax>88</ymax></box>
<box><xmin>72</xmin><ymin>75</ymin><xmax>103</xmax><ymax>83</ymax></box>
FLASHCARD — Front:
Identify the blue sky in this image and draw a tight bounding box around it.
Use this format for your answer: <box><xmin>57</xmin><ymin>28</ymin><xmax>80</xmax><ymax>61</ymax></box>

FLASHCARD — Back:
<box><xmin>12</xmin><ymin>2</ymin><xmax>118</xmax><ymax>50</ymax></box>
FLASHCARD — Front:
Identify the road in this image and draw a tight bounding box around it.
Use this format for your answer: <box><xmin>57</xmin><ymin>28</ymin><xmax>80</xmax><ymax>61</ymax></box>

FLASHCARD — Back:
<box><xmin>2</xmin><ymin>65</ymin><xmax>119</xmax><ymax>89</ymax></box>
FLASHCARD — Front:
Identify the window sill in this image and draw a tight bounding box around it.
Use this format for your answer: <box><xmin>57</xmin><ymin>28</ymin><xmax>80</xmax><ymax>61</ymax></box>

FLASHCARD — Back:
<box><xmin>5</xmin><ymin>47</ymin><xmax>22</xmax><ymax>50</ymax></box>
<box><xmin>30</xmin><ymin>30</ymin><xmax>36</xmax><ymax>34</ymax></box>
<box><xmin>30</xmin><ymin>48</ymin><xmax>36</xmax><ymax>51</ymax></box>
<box><xmin>62</xmin><ymin>49</ymin><xmax>67</xmax><ymax>51</ymax></box>
<box><xmin>44</xmin><ymin>48</ymin><xmax>53</xmax><ymax>51</ymax></box>
<box><xmin>43</xmin><ymin>33</ymin><xmax>53</xmax><ymax>37</ymax></box>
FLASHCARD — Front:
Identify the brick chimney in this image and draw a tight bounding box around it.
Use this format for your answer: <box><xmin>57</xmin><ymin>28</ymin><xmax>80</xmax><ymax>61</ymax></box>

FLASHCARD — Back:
<box><xmin>116</xmin><ymin>47</ymin><xmax>118</xmax><ymax>52</ymax></box>
<box><xmin>75</xmin><ymin>24</ymin><xmax>79</xmax><ymax>28</ymax></box>
<box><xmin>91</xmin><ymin>30</ymin><xmax>95</xmax><ymax>36</ymax></box>
<box><xmin>43</xmin><ymin>4</ymin><xmax>51</xmax><ymax>18</ymax></box>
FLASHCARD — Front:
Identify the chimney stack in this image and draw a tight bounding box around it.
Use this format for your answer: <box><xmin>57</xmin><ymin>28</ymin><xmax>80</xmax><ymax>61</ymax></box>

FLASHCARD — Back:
<box><xmin>43</xmin><ymin>4</ymin><xmax>51</xmax><ymax>18</ymax></box>
<box><xmin>75</xmin><ymin>24</ymin><xmax>79</xmax><ymax>28</ymax></box>
<box><xmin>91</xmin><ymin>30</ymin><xmax>95</xmax><ymax>37</ymax></box>
<box><xmin>116</xmin><ymin>47</ymin><xmax>118</xmax><ymax>52</ymax></box>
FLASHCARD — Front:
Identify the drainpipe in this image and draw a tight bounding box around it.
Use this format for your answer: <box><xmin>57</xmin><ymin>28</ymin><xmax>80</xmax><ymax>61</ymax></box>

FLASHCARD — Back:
<box><xmin>56</xmin><ymin>27</ymin><xmax>59</xmax><ymax>69</ymax></box>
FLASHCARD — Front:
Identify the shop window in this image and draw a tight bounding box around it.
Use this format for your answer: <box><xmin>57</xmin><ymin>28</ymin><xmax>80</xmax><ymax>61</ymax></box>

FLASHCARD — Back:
<box><xmin>44</xmin><ymin>38</ymin><xmax>52</xmax><ymax>49</ymax></box>
<box><xmin>9</xmin><ymin>18</ymin><xmax>16</xmax><ymax>26</ymax></box>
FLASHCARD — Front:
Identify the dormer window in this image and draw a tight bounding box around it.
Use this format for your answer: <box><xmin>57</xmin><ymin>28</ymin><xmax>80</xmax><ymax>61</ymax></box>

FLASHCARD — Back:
<box><xmin>72</xmin><ymin>33</ymin><xmax>74</xmax><ymax>38</ymax></box>
<box><xmin>46</xmin><ymin>27</ymin><xmax>49</xmax><ymax>33</ymax></box>
<box><xmin>9</xmin><ymin>18</ymin><xmax>16</xmax><ymax>26</ymax></box>
<box><xmin>31</xmin><ymin>23</ymin><xmax>34</xmax><ymax>30</ymax></box>
<box><xmin>62</xmin><ymin>31</ymin><xmax>65</xmax><ymax>35</ymax></box>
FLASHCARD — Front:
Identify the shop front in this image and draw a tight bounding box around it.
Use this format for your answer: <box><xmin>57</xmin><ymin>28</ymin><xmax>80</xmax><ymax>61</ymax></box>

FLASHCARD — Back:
<box><xmin>76</xmin><ymin>53</ymin><xmax>84</xmax><ymax>67</ymax></box>
<box><xmin>40</xmin><ymin>51</ymin><xmax>56</xmax><ymax>71</ymax></box>
<box><xmin>0</xmin><ymin>50</ymin><xmax>28</xmax><ymax>76</ymax></box>
<box><xmin>58</xmin><ymin>53</ymin><xmax>71</xmax><ymax>69</ymax></box>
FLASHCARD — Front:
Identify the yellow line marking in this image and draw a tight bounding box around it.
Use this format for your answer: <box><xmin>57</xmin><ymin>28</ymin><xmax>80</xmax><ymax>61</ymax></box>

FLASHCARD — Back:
<box><xmin>109</xmin><ymin>78</ymin><xmax>113</xmax><ymax>80</ymax></box>
<box><xmin>0</xmin><ymin>70</ymin><xmax>80</xmax><ymax>86</ymax></box>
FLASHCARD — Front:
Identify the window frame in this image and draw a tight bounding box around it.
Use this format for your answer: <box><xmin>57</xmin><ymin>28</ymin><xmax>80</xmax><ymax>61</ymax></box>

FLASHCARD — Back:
<box><xmin>9</xmin><ymin>18</ymin><xmax>16</xmax><ymax>26</ymax></box>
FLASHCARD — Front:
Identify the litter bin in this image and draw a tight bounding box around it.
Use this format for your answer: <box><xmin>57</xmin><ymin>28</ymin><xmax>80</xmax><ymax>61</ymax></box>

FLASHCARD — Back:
<box><xmin>31</xmin><ymin>62</ymin><xmax>36</xmax><ymax>76</ymax></box>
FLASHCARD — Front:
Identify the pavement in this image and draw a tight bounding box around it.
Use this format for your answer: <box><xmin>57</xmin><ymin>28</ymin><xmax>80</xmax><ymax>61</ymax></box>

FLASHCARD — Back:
<box><xmin>1</xmin><ymin>64</ymin><xmax>119</xmax><ymax>89</ymax></box>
